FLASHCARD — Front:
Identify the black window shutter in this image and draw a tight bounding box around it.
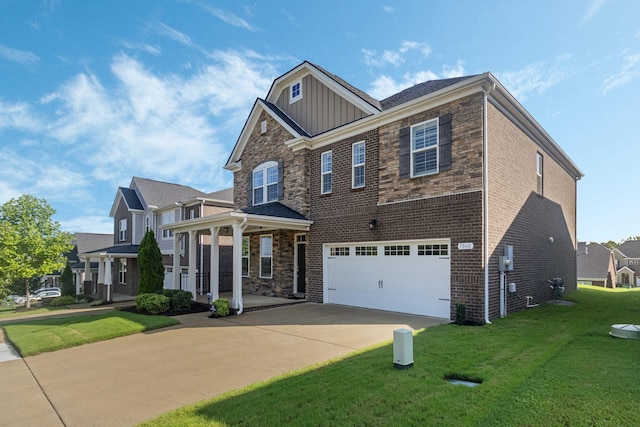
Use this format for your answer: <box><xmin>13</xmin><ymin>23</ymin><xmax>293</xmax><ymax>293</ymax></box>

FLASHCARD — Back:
<box><xmin>277</xmin><ymin>161</ymin><xmax>284</xmax><ymax>200</ymax></box>
<box><xmin>247</xmin><ymin>172</ymin><xmax>253</xmax><ymax>206</ymax></box>
<box><xmin>399</xmin><ymin>127</ymin><xmax>411</xmax><ymax>179</ymax></box>
<box><xmin>439</xmin><ymin>114</ymin><xmax>452</xmax><ymax>172</ymax></box>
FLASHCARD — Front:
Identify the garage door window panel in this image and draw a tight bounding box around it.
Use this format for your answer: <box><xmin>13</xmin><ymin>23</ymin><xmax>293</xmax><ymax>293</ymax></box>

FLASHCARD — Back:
<box><xmin>384</xmin><ymin>245</ymin><xmax>410</xmax><ymax>256</ymax></box>
<box><xmin>355</xmin><ymin>246</ymin><xmax>377</xmax><ymax>256</ymax></box>
<box><xmin>418</xmin><ymin>244</ymin><xmax>449</xmax><ymax>256</ymax></box>
<box><xmin>330</xmin><ymin>247</ymin><xmax>349</xmax><ymax>256</ymax></box>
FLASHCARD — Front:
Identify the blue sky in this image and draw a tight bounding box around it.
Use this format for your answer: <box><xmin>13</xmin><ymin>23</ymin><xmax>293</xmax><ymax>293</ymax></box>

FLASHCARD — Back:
<box><xmin>0</xmin><ymin>0</ymin><xmax>638</xmax><ymax>244</ymax></box>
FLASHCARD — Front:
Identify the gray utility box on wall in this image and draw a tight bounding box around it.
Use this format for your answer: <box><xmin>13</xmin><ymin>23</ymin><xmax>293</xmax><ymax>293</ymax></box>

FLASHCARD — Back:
<box><xmin>393</xmin><ymin>328</ymin><xmax>414</xmax><ymax>369</ymax></box>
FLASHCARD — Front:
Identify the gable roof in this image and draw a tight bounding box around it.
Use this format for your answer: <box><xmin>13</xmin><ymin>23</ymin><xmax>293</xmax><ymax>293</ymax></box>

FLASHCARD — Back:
<box><xmin>131</xmin><ymin>177</ymin><xmax>207</xmax><ymax>209</ymax></box>
<box><xmin>577</xmin><ymin>242</ymin><xmax>613</xmax><ymax>280</ymax></box>
<box><xmin>120</xmin><ymin>187</ymin><xmax>144</xmax><ymax>210</ymax></box>
<box><xmin>206</xmin><ymin>187</ymin><xmax>234</xmax><ymax>202</ymax></box>
<box><xmin>616</xmin><ymin>240</ymin><xmax>640</xmax><ymax>258</ymax></box>
<box><xmin>380</xmin><ymin>75</ymin><xmax>480</xmax><ymax>110</ymax></box>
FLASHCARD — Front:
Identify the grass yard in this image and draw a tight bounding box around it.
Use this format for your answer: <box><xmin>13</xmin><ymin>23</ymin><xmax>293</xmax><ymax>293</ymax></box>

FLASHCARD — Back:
<box><xmin>4</xmin><ymin>311</ymin><xmax>179</xmax><ymax>356</ymax></box>
<box><xmin>141</xmin><ymin>287</ymin><xmax>640</xmax><ymax>427</ymax></box>
<box><xmin>0</xmin><ymin>305</ymin><xmax>67</xmax><ymax>319</ymax></box>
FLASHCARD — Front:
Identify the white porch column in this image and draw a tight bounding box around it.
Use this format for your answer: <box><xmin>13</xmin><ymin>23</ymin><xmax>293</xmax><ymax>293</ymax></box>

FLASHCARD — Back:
<box><xmin>172</xmin><ymin>233</ymin><xmax>181</xmax><ymax>290</ymax></box>
<box><xmin>231</xmin><ymin>222</ymin><xmax>244</xmax><ymax>314</ymax></box>
<box><xmin>188</xmin><ymin>230</ymin><xmax>198</xmax><ymax>298</ymax></box>
<box><xmin>104</xmin><ymin>257</ymin><xmax>112</xmax><ymax>302</ymax></box>
<box><xmin>209</xmin><ymin>227</ymin><xmax>220</xmax><ymax>301</ymax></box>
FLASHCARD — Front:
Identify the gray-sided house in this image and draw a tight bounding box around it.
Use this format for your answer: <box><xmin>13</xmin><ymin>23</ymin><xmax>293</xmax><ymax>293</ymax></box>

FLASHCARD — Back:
<box><xmin>164</xmin><ymin>61</ymin><xmax>583</xmax><ymax>322</ymax></box>
<box><xmin>613</xmin><ymin>240</ymin><xmax>640</xmax><ymax>287</ymax></box>
<box><xmin>79</xmin><ymin>177</ymin><xmax>233</xmax><ymax>301</ymax></box>
<box><xmin>577</xmin><ymin>242</ymin><xmax>617</xmax><ymax>288</ymax></box>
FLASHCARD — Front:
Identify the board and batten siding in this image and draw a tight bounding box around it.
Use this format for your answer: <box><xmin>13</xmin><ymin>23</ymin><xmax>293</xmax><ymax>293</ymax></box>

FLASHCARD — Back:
<box><xmin>275</xmin><ymin>74</ymin><xmax>369</xmax><ymax>136</ymax></box>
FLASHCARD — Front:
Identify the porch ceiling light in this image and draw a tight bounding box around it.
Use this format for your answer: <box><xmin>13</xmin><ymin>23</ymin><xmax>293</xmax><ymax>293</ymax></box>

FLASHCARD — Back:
<box><xmin>369</xmin><ymin>219</ymin><xmax>377</xmax><ymax>230</ymax></box>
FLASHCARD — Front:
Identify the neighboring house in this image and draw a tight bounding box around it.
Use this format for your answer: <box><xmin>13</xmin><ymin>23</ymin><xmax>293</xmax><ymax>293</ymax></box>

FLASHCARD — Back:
<box><xmin>577</xmin><ymin>242</ymin><xmax>617</xmax><ymax>288</ymax></box>
<box><xmin>164</xmin><ymin>61</ymin><xmax>582</xmax><ymax>323</ymax></box>
<box><xmin>613</xmin><ymin>240</ymin><xmax>640</xmax><ymax>287</ymax></box>
<box><xmin>79</xmin><ymin>177</ymin><xmax>233</xmax><ymax>301</ymax></box>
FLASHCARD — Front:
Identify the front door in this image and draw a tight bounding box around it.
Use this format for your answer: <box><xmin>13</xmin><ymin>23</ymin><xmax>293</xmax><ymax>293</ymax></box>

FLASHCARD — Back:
<box><xmin>295</xmin><ymin>235</ymin><xmax>306</xmax><ymax>294</ymax></box>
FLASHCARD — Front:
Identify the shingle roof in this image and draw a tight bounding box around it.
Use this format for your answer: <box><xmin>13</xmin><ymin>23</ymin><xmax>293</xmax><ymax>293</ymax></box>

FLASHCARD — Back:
<box><xmin>206</xmin><ymin>187</ymin><xmax>234</xmax><ymax>202</ymax></box>
<box><xmin>616</xmin><ymin>240</ymin><xmax>640</xmax><ymax>258</ymax></box>
<box><xmin>120</xmin><ymin>187</ymin><xmax>144</xmax><ymax>210</ymax></box>
<box><xmin>132</xmin><ymin>177</ymin><xmax>207</xmax><ymax>209</ymax></box>
<box><xmin>74</xmin><ymin>233</ymin><xmax>114</xmax><ymax>254</ymax></box>
<box><xmin>241</xmin><ymin>202</ymin><xmax>308</xmax><ymax>221</ymax></box>
<box><xmin>83</xmin><ymin>245</ymin><xmax>140</xmax><ymax>255</ymax></box>
<box><xmin>577</xmin><ymin>243</ymin><xmax>612</xmax><ymax>280</ymax></box>
<box><xmin>380</xmin><ymin>75</ymin><xmax>480</xmax><ymax>110</ymax></box>
<box><xmin>262</xmin><ymin>100</ymin><xmax>311</xmax><ymax>137</ymax></box>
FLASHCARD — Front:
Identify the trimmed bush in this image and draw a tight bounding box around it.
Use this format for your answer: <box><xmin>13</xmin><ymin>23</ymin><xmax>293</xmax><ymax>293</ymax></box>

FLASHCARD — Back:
<box><xmin>213</xmin><ymin>298</ymin><xmax>230</xmax><ymax>317</ymax></box>
<box><xmin>135</xmin><ymin>293</ymin><xmax>170</xmax><ymax>315</ymax></box>
<box><xmin>170</xmin><ymin>290</ymin><xmax>193</xmax><ymax>312</ymax></box>
<box><xmin>49</xmin><ymin>295</ymin><xmax>76</xmax><ymax>306</ymax></box>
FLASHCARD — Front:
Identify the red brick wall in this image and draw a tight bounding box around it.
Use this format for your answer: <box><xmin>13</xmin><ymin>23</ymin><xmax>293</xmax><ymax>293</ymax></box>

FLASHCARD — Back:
<box><xmin>487</xmin><ymin>102</ymin><xmax>578</xmax><ymax>317</ymax></box>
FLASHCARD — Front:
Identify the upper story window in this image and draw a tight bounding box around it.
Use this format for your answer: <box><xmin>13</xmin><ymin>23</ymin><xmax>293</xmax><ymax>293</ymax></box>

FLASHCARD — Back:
<box><xmin>321</xmin><ymin>150</ymin><xmax>332</xmax><ymax>194</ymax></box>
<box><xmin>352</xmin><ymin>141</ymin><xmax>365</xmax><ymax>189</ymax></box>
<box><xmin>118</xmin><ymin>219</ymin><xmax>127</xmax><ymax>241</ymax></box>
<box><xmin>189</xmin><ymin>209</ymin><xmax>195</xmax><ymax>220</ymax></box>
<box><xmin>162</xmin><ymin>211</ymin><xmax>174</xmax><ymax>239</ymax></box>
<box><xmin>536</xmin><ymin>153</ymin><xmax>544</xmax><ymax>195</ymax></box>
<box><xmin>253</xmin><ymin>161</ymin><xmax>278</xmax><ymax>205</ymax></box>
<box><xmin>411</xmin><ymin>119</ymin><xmax>439</xmax><ymax>177</ymax></box>
<box><xmin>289</xmin><ymin>79</ymin><xmax>302</xmax><ymax>104</ymax></box>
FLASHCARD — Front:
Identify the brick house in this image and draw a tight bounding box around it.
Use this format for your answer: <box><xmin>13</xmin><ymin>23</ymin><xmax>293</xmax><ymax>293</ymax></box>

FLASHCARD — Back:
<box><xmin>79</xmin><ymin>177</ymin><xmax>233</xmax><ymax>301</ymax></box>
<box><xmin>164</xmin><ymin>62</ymin><xmax>582</xmax><ymax>322</ymax></box>
<box><xmin>577</xmin><ymin>242</ymin><xmax>617</xmax><ymax>288</ymax></box>
<box><xmin>613</xmin><ymin>240</ymin><xmax>640</xmax><ymax>287</ymax></box>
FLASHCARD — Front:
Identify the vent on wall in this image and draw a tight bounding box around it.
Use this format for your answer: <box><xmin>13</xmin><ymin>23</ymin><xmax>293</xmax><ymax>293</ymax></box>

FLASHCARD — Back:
<box><xmin>260</xmin><ymin>120</ymin><xmax>267</xmax><ymax>134</ymax></box>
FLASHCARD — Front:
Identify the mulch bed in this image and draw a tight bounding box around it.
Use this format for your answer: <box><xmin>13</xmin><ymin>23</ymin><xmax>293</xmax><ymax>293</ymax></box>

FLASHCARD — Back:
<box><xmin>118</xmin><ymin>302</ymin><xmax>211</xmax><ymax>316</ymax></box>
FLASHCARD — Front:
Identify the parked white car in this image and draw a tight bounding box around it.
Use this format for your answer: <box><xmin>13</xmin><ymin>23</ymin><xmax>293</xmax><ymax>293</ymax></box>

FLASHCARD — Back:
<box><xmin>33</xmin><ymin>287</ymin><xmax>61</xmax><ymax>296</ymax></box>
<box><xmin>13</xmin><ymin>295</ymin><xmax>39</xmax><ymax>304</ymax></box>
<box><xmin>33</xmin><ymin>290</ymin><xmax>62</xmax><ymax>300</ymax></box>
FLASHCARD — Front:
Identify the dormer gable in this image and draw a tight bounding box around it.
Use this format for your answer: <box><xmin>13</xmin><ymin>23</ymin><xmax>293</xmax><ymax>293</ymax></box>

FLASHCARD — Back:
<box><xmin>109</xmin><ymin>187</ymin><xmax>144</xmax><ymax>217</ymax></box>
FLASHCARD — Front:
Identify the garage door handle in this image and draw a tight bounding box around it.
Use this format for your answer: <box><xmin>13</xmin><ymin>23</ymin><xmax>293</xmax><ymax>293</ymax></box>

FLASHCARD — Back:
<box><xmin>328</xmin><ymin>288</ymin><xmax>336</xmax><ymax>291</ymax></box>
<box><xmin>378</xmin><ymin>280</ymin><xmax>383</xmax><ymax>289</ymax></box>
<box><xmin>439</xmin><ymin>298</ymin><xmax>450</xmax><ymax>301</ymax></box>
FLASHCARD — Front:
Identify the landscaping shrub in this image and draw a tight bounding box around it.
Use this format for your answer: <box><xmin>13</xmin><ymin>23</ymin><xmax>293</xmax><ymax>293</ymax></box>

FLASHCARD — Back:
<box><xmin>213</xmin><ymin>298</ymin><xmax>230</xmax><ymax>317</ymax></box>
<box><xmin>170</xmin><ymin>290</ymin><xmax>193</xmax><ymax>312</ymax></box>
<box><xmin>49</xmin><ymin>295</ymin><xmax>76</xmax><ymax>306</ymax></box>
<box><xmin>455</xmin><ymin>302</ymin><xmax>466</xmax><ymax>325</ymax></box>
<box><xmin>135</xmin><ymin>293</ymin><xmax>170</xmax><ymax>315</ymax></box>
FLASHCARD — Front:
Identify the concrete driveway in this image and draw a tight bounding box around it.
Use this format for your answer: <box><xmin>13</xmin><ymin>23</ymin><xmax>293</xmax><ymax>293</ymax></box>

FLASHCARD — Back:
<box><xmin>0</xmin><ymin>303</ymin><xmax>446</xmax><ymax>426</ymax></box>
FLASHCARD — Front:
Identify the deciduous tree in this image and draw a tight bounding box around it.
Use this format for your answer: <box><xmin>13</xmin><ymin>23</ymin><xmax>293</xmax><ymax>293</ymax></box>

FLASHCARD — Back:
<box><xmin>0</xmin><ymin>195</ymin><xmax>72</xmax><ymax>308</ymax></box>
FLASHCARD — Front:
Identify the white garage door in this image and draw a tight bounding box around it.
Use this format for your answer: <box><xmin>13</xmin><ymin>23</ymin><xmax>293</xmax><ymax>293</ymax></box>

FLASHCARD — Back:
<box><xmin>325</xmin><ymin>240</ymin><xmax>450</xmax><ymax>318</ymax></box>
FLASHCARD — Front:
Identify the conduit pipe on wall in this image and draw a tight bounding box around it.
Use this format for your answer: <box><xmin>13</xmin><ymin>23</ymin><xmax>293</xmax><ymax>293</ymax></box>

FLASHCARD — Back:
<box><xmin>483</xmin><ymin>81</ymin><xmax>495</xmax><ymax>324</ymax></box>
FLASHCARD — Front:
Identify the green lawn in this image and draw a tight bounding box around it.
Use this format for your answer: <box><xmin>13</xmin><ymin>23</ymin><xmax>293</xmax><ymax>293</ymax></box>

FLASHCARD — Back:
<box><xmin>0</xmin><ymin>305</ymin><xmax>67</xmax><ymax>319</ymax></box>
<box><xmin>141</xmin><ymin>287</ymin><xmax>640</xmax><ymax>427</ymax></box>
<box><xmin>4</xmin><ymin>311</ymin><xmax>179</xmax><ymax>356</ymax></box>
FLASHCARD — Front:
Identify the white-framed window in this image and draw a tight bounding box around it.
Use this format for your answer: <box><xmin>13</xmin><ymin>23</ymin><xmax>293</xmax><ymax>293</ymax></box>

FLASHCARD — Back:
<box><xmin>260</xmin><ymin>235</ymin><xmax>273</xmax><ymax>278</ymax></box>
<box><xmin>352</xmin><ymin>141</ymin><xmax>365</xmax><ymax>189</ymax></box>
<box><xmin>321</xmin><ymin>150</ymin><xmax>332</xmax><ymax>194</ymax></box>
<box><xmin>253</xmin><ymin>161</ymin><xmax>278</xmax><ymax>205</ymax></box>
<box><xmin>330</xmin><ymin>247</ymin><xmax>350</xmax><ymax>256</ymax></box>
<box><xmin>119</xmin><ymin>258</ymin><xmax>127</xmax><ymax>284</ymax></box>
<box><xmin>242</xmin><ymin>236</ymin><xmax>250</xmax><ymax>277</ymax></box>
<box><xmin>118</xmin><ymin>219</ymin><xmax>127</xmax><ymax>241</ymax></box>
<box><xmin>418</xmin><ymin>244</ymin><xmax>449</xmax><ymax>256</ymax></box>
<box><xmin>355</xmin><ymin>246</ymin><xmax>377</xmax><ymax>256</ymax></box>
<box><xmin>145</xmin><ymin>216</ymin><xmax>150</xmax><ymax>232</ymax></box>
<box><xmin>189</xmin><ymin>209</ymin><xmax>195</xmax><ymax>220</ymax></box>
<box><xmin>411</xmin><ymin>118</ymin><xmax>439</xmax><ymax>177</ymax></box>
<box><xmin>290</xmin><ymin>79</ymin><xmax>302</xmax><ymax>103</ymax></box>
<box><xmin>384</xmin><ymin>245</ymin><xmax>410</xmax><ymax>256</ymax></box>
<box><xmin>162</xmin><ymin>211</ymin><xmax>174</xmax><ymax>239</ymax></box>
<box><xmin>536</xmin><ymin>152</ymin><xmax>543</xmax><ymax>195</ymax></box>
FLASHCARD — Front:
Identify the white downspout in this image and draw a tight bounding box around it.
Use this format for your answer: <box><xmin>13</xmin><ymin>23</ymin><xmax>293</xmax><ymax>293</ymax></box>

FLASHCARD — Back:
<box><xmin>483</xmin><ymin>82</ymin><xmax>495</xmax><ymax>324</ymax></box>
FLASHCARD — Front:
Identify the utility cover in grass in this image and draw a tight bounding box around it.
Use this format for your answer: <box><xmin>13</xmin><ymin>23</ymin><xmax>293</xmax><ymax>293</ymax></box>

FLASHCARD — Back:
<box><xmin>609</xmin><ymin>324</ymin><xmax>640</xmax><ymax>339</ymax></box>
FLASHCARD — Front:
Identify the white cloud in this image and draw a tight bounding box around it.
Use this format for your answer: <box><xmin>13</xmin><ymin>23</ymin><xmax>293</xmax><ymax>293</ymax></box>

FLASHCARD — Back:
<box><xmin>0</xmin><ymin>99</ymin><xmax>41</xmax><ymax>131</ymax></box>
<box><xmin>383</xmin><ymin>6</ymin><xmax>394</xmax><ymax>14</ymax></box>
<box><xmin>367</xmin><ymin>62</ymin><xmax>464</xmax><ymax>100</ymax></box>
<box><xmin>362</xmin><ymin>41</ymin><xmax>432</xmax><ymax>68</ymax></box>
<box><xmin>201</xmin><ymin>6</ymin><xmax>257</xmax><ymax>31</ymax></box>
<box><xmin>580</xmin><ymin>0</ymin><xmax>608</xmax><ymax>27</ymax></box>
<box><xmin>496</xmin><ymin>56</ymin><xmax>570</xmax><ymax>101</ymax></box>
<box><xmin>155</xmin><ymin>22</ymin><xmax>195</xmax><ymax>48</ymax></box>
<box><xmin>601</xmin><ymin>53</ymin><xmax>640</xmax><ymax>95</ymax></box>
<box><xmin>41</xmin><ymin>50</ymin><xmax>275</xmax><ymax>190</ymax></box>
<box><xmin>0</xmin><ymin>44</ymin><xmax>40</xmax><ymax>65</ymax></box>
<box><xmin>118</xmin><ymin>40</ymin><xmax>161</xmax><ymax>56</ymax></box>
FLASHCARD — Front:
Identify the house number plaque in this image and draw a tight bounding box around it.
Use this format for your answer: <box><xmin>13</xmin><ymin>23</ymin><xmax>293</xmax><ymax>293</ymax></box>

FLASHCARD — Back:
<box><xmin>457</xmin><ymin>242</ymin><xmax>474</xmax><ymax>250</ymax></box>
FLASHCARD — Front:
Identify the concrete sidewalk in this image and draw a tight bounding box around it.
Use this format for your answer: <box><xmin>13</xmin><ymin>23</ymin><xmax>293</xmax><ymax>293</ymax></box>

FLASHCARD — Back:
<box><xmin>0</xmin><ymin>303</ymin><xmax>446</xmax><ymax>427</ymax></box>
